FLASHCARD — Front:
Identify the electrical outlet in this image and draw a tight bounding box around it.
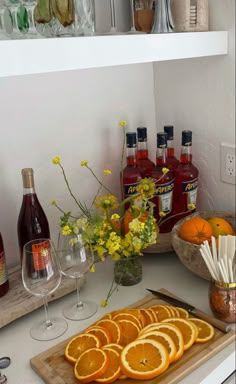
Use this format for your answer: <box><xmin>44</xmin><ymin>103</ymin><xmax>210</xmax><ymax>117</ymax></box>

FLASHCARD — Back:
<box><xmin>221</xmin><ymin>143</ymin><xmax>236</xmax><ymax>184</ymax></box>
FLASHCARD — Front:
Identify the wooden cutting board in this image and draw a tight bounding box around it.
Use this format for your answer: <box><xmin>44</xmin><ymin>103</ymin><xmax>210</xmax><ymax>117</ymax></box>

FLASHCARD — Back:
<box><xmin>30</xmin><ymin>289</ymin><xmax>236</xmax><ymax>384</ymax></box>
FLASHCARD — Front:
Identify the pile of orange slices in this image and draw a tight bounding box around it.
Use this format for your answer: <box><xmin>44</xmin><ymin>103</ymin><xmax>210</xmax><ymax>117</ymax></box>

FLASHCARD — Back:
<box><xmin>65</xmin><ymin>305</ymin><xmax>215</xmax><ymax>383</ymax></box>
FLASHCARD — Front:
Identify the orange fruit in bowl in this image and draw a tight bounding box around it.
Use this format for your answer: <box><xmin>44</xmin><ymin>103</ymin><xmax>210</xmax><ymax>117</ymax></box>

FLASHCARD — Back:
<box><xmin>207</xmin><ymin>217</ymin><xmax>234</xmax><ymax>237</ymax></box>
<box><xmin>179</xmin><ymin>217</ymin><xmax>213</xmax><ymax>245</ymax></box>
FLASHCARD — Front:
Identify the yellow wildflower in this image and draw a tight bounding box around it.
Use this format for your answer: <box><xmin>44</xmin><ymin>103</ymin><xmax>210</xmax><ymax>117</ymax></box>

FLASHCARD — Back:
<box><xmin>119</xmin><ymin>120</ymin><xmax>127</xmax><ymax>127</ymax></box>
<box><xmin>51</xmin><ymin>200</ymin><xmax>56</xmax><ymax>205</ymax></box>
<box><xmin>101</xmin><ymin>300</ymin><xmax>107</xmax><ymax>307</ymax></box>
<box><xmin>159</xmin><ymin>211</ymin><xmax>167</xmax><ymax>218</ymax></box>
<box><xmin>90</xmin><ymin>264</ymin><xmax>95</xmax><ymax>272</ymax></box>
<box><xmin>81</xmin><ymin>160</ymin><xmax>88</xmax><ymax>167</ymax></box>
<box><xmin>188</xmin><ymin>203</ymin><xmax>196</xmax><ymax>210</ymax></box>
<box><xmin>137</xmin><ymin>178</ymin><xmax>155</xmax><ymax>199</ymax></box>
<box><xmin>95</xmin><ymin>194</ymin><xmax>119</xmax><ymax>211</ymax></box>
<box><xmin>104</xmin><ymin>169</ymin><xmax>112</xmax><ymax>175</ymax></box>
<box><xmin>111</xmin><ymin>213</ymin><xmax>120</xmax><ymax>221</ymax></box>
<box><xmin>62</xmin><ymin>225</ymin><xmax>72</xmax><ymax>236</ymax></box>
<box><xmin>52</xmin><ymin>156</ymin><xmax>61</xmax><ymax>165</ymax></box>
<box><xmin>162</xmin><ymin>167</ymin><xmax>169</xmax><ymax>174</ymax></box>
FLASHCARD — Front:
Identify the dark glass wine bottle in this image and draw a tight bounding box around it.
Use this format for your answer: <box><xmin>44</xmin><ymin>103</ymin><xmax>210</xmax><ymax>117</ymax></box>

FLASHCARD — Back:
<box><xmin>122</xmin><ymin>132</ymin><xmax>142</xmax><ymax>208</ymax></box>
<box><xmin>136</xmin><ymin>127</ymin><xmax>155</xmax><ymax>178</ymax></box>
<box><xmin>164</xmin><ymin>125</ymin><xmax>179</xmax><ymax>170</ymax></box>
<box><xmin>17</xmin><ymin>168</ymin><xmax>50</xmax><ymax>267</ymax></box>
<box><xmin>0</xmin><ymin>232</ymin><xmax>9</xmax><ymax>297</ymax></box>
<box><xmin>172</xmin><ymin>130</ymin><xmax>199</xmax><ymax>225</ymax></box>
<box><xmin>149</xmin><ymin>132</ymin><xmax>175</xmax><ymax>233</ymax></box>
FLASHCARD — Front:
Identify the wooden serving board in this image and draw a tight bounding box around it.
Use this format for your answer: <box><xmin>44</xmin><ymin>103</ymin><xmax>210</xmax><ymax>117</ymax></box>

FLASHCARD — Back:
<box><xmin>0</xmin><ymin>265</ymin><xmax>85</xmax><ymax>329</ymax></box>
<box><xmin>30</xmin><ymin>289</ymin><xmax>236</xmax><ymax>384</ymax></box>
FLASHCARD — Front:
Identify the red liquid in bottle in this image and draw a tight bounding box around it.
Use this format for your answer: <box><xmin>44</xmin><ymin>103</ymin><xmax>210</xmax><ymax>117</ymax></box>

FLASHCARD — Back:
<box><xmin>164</xmin><ymin>125</ymin><xmax>179</xmax><ymax>171</ymax></box>
<box><xmin>122</xmin><ymin>133</ymin><xmax>142</xmax><ymax>208</ymax></box>
<box><xmin>0</xmin><ymin>233</ymin><xmax>9</xmax><ymax>297</ymax></box>
<box><xmin>17</xmin><ymin>168</ymin><xmax>50</xmax><ymax>265</ymax></box>
<box><xmin>172</xmin><ymin>130</ymin><xmax>199</xmax><ymax>225</ymax></box>
<box><xmin>149</xmin><ymin>133</ymin><xmax>175</xmax><ymax>233</ymax></box>
<box><xmin>136</xmin><ymin>127</ymin><xmax>155</xmax><ymax>177</ymax></box>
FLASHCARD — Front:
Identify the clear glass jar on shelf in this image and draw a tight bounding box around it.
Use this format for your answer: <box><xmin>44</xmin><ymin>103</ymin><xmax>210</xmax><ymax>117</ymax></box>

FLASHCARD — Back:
<box><xmin>0</xmin><ymin>0</ymin><xmax>13</xmax><ymax>39</ymax></box>
<box><xmin>34</xmin><ymin>0</ymin><xmax>95</xmax><ymax>37</ymax></box>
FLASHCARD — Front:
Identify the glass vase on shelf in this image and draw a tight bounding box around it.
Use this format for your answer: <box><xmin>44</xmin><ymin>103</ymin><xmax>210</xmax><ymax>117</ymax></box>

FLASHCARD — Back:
<box><xmin>34</xmin><ymin>0</ymin><xmax>95</xmax><ymax>37</ymax></box>
<box><xmin>113</xmin><ymin>256</ymin><xmax>143</xmax><ymax>286</ymax></box>
<box><xmin>152</xmin><ymin>0</ymin><xmax>174</xmax><ymax>33</ymax></box>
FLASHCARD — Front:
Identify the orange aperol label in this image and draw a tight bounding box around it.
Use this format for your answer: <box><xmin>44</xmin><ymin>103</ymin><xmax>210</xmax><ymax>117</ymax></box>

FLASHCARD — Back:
<box><xmin>32</xmin><ymin>240</ymin><xmax>50</xmax><ymax>271</ymax></box>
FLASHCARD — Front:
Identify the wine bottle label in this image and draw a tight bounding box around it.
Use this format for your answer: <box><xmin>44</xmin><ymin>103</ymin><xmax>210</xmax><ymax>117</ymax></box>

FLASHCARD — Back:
<box><xmin>32</xmin><ymin>241</ymin><xmax>51</xmax><ymax>271</ymax></box>
<box><xmin>0</xmin><ymin>250</ymin><xmax>8</xmax><ymax>285</ymax></box>
<box><xmin>124</xmin><ymin>182</ymin><xmax>140</xmax><ymax>197</ymax></box>
<box><xmin>154</xmin><ymin>179</ymin><xmax>174</xmax><ymax>214</ymax></box>
<box><xmin>181</xmin><ymin>178</ymin><xmax>198</xmax><ymax>208</ymax></box>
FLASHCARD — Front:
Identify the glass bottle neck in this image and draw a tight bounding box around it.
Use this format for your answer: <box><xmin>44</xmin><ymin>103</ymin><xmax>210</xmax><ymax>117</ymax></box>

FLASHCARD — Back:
<box><xmin>137</xmin><ymin>141</ymin><xmax>149</xmax><ymax>160</ymax></box>
<box><xmin>180</xmin><ymin>146</ymin><xmax>192</xmax><ymax>164</ymax></box>
<box><xmin>23</xmin><ymin>187</ymin><xmax>36</xmax><ymax>195</ymax></box>
<box><xmin>167</xmin><ymin>139</ymin><xmax>175</xmax><ymax>157</ymax></box>
<box><xmin>126</xmin><ymin>147</ymin><xmax>137</xmax><ymax>166</ymax></box>
<box><xmin>156</xmin><ymin>147</ymin><xmax>167</xmax><ymax>166</ymax></box>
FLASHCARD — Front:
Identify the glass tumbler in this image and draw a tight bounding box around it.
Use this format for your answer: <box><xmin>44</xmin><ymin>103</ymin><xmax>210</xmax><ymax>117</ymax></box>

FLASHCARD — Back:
<box><xmin>209</xmin><ymin>280</ymin><xmax>236</xmax><ymax>323</ymax></box>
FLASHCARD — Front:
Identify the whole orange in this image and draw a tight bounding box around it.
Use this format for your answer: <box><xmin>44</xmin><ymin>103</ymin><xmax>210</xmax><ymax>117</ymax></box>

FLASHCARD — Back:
<box><xmin>179</xmin><ymin>217</ymin><xmax>213</xmax><ymax>245</ymax></box>
<box><xmin>207</xmin><ymin>217</ymin><xmax>234</xmax><ymax>237</ymax></box>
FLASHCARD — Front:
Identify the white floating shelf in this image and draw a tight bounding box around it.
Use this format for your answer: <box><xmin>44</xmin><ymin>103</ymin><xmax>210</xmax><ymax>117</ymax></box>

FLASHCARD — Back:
<box><xmin>0</xmin><ymin>31</ymin><xmax>228</xmax><ymax>78</ymax></box>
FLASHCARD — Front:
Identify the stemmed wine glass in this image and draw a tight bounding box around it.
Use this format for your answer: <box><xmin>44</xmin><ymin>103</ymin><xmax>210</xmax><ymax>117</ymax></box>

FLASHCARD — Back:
<box><xmin>57</xmin><ymin>233</ymin><xmax>97</xmax><ymax>321</ymax></box>
<box><xmin>22</xmin><ymin>238</ymin><xmax>68</xmax><ymax>341</ymax></box>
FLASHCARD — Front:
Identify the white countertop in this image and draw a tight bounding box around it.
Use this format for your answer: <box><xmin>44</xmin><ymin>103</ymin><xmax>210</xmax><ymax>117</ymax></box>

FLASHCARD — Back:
<box><xmin>0</xmin><ymin>252</ymin><xmax>235</xmax><ymax>384</ymax></box>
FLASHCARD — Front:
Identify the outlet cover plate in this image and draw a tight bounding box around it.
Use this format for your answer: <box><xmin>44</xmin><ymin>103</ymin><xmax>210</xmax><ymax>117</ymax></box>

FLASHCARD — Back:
<box><xmin>221</xmin><ymin>143</ymin><xmax>236</xmax><ymax>184</ymax></box>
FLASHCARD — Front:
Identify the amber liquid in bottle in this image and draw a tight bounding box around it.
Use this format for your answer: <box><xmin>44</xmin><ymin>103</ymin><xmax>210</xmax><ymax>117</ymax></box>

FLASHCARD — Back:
<box><xmin>0</xmin><ymin>232</ymin><xmax>9</xmax><ymax>297</ymax></box>
<box><xmin>122</xmin><ymin>132</ymin><xmax>142</xmax><ymax>208</ymax></box>
<box><xmin>136</xmin><ymin>127</ymin><xmax>155</xmax><ymax>178</ymax></box>
<box><xmin>164</xmin><ymin>125</ymin><xmax>179</xmax><ymax>170</ymax></box>
<box><xmin>149</xmin><ymin>132</ymin><xmax>175</xmax><ymax>233</ymax></box>
<box><xmin>172</xmin><ymin>130</ymin><xmax>199</xmax><ymax>225</ymax></box>
<box><xmin>17</xmin><ymin>168</ymin><xmax>50</xmax><ymax>274</ymax></box>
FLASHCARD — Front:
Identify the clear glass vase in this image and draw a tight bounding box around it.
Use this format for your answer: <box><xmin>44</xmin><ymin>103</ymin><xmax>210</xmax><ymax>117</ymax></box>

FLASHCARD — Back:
<box><xmin>114</xmin><ymin>256</ymin><xmax>143</xmax><ymax>286</ymax></box>
<box><xmin>34</xmin><ymin>0</ymin><xmax>95</xmax><ymax>37</ymax></box>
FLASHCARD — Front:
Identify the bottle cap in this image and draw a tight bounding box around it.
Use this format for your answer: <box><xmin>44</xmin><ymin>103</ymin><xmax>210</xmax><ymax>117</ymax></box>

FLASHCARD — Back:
<box><xmin>157</xmin><ymin>132</ymin><xmax>168</xmax><ymax>148</ymax></box>
<box><xmin>21</xmin><ymin>168</ymin><xmax>35</xmax><ymax>188</ymax></box>
<box><xmin>137</xmin><ymin>127</ymin><xmax>147</xmax><ymax>142</ymax></box>
<box><xmin>182</xmin><ymin>130</ymin><xmax>192</xmax><ymax>146</ymax></box>
<box><xmin>126</xmin><ymin>132</ymin><xmax>137</xmax><ymax>148</ymax></box>
<box><xmin>164</xmin><ymin>125</ymin><xmax>174</xmax><ymax>140</ymax></box>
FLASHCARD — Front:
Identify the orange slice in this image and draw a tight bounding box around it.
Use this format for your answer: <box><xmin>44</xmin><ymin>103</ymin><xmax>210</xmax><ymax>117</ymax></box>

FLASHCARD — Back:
<box><xmin>117</xmin><ymin>319</ymin><xmax>140</xmax><ymax>346</ymax></box>
<box><xmin>65</xmin><ymin>333</ymin><xmax>101</xmax><ymax>364</ymax></box>
<box><xmin>138</xmin><ymin>322</ymin><xmax>160</xmax><ymax>336</ymax></box>
<box><xmin>96</xmin><ymin>319</ymin><xmax>122</xmax><ymax>344</ymax></box>
<box><xmin>168</xmin><ymin>306</ymin><xmax>180</xmax><ymax>317</ymax></box>
<box><xmin>144</xmin><ymin>323</ymin><xmax>184</xmax><ymax>362</ymax></box>
<box><xmin>150</xmin><ymin>305</ymin><xmax>172</xmax><ymax>320</ymax></box>
<box><xmin>74</xmin><ymin>348</ymin><xmax>108</xmax><ymax>383</ymax></box>
<box><xmin>188</xmin><ymin>318</ymin><xmax>215</xmax><ymax>343</ymax></box>
<box><xmin>96</xmin><ymin>347</ymin><xmax>121</xmax><ymax>383</ymax></box>
<box><xmin>138</xmin><ymin>330</ymin><xmax>177</xmax><ymax>363</ymax></box>
<box><xmin>162</xmin><ymin>317</ymin><xmax>198</xmax><ymax>351</ymax></box>
<box><xmin>120</xmin><ymin>338</ymin><xmax>169</xmax><ymax>379</ymax></box>
<box><xmin>103</xmin><ymin>343</ymin><xmax>123</xmax><ymax>353</ymax></box>
<box><xmin>113</xmin><ymin>312</ymin><xmax>142</xmax><ymax>330</ymax></box>
<box><xmin>175</xmin><ymin>307</ymin><xmax>189</xmax><ymax>319</ymax></box>
<box><xmin>86</xmin><ymin>326</ymin><xmax>112</xmax><ymax>346</ymax></box>
<box><xmin>139</xmin><ymin>308</ymin><xmax>157</xmax><ymax>324</ymax></box>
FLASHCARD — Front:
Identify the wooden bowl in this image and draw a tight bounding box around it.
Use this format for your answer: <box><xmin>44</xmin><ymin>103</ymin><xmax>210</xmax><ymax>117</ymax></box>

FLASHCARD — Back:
<box><xmin>171</xmin><ymin>211</ymin><xmax>236</xmax><ymax>280</ymax></box>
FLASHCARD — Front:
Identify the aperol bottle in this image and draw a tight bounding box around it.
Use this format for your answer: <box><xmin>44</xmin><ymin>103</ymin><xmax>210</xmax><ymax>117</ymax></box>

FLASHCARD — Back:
<box><xmin>164</xmin><ymin>125</ymin><xmax>179</xmax><ymax>170</ymax></box>
<box><xmin>149</xmin><ymin>132</ymin><xmax>174</xmax><ymax>233</ymax></box>
<box><xmin>172</xmin><ymin>130</ymin><xmax>199</xmax><ymax>225</ymax></box>
<box><xmin>122</xmin><ymin>133</ymin><xmax>142</xmax><ymax>207</ymax></box>
<box><xmin>0</xmin><ymin>232</ymin><xmax>9</xmax><ymax>297</ymax></box>
<box><xmin>136</xmin><ymin>127</ymin><xmax>155</xmax><ymax>177</ymax></box>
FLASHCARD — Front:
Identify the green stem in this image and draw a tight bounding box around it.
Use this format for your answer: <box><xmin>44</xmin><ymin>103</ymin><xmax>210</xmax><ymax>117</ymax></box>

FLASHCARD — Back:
<box><xmin>86</xmin><ymin>165</ymin><xmax>113</xmax><ymax>194</ymax></box>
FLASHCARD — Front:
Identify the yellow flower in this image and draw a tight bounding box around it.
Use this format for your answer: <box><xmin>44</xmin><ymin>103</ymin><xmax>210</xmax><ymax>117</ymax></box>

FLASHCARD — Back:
<box><xmin>104</xmin><ymin>169</ymin><xmax>112</xmax><ymax>175</ymax></box>
<box><xmin>90</xmin><ymin>264</ymin><xmax>95</xmax><ymax>272</ymax></box>
<box><xmin>101</xmin><ymin>300</ymin><xmax>108</xmax><ymax>307</ymax></box>
<box><xmin>119</xmin><ymin>120</ymin><xmax>127</xmax><ymax>127</ymax></box>
<box><xmin>159</xmin><ymin>211</ymin><xmax>167</xmax><ymax>218</ymax></box>
<box><xmin>162</xmin><ymin>167</ymin><xmax>169</xmax><ymax>174</ymax></box>
<box><xmin>81</xmin><ymin>160</ymin><xmax>88</xmax><ymax>167</ymax></box>
<box><xmin>137</xmin><ymin>178</ymin><xmax>155</xmax><ymax>199</ymax></box>
<box><xmin>62</xmin><ymin>225</ymin><xmax>72</xmax><ymax>236</ymax></box>
<box><xmin>188</xmin><ymin>203</ymin><xmax>196</xmax><ymax>210</ymax></box>
<box><xmin>111</xmin><ymin>213</ymin><xmax>120</xmax><ymax>220</ymax></box>
<box><xmin>51</xmin><ymin>200</ymin><xmax>56</xmax><ymax>205</ymax></box>
<box><xmin>95</xmin><ymin>194</ymin><xmax>119</xmax><ymax>211</ymax></box>
<box><xmin>52</xmin><ymin>156</ymin><xmax>61</xmax><ymax>165</ymax></box>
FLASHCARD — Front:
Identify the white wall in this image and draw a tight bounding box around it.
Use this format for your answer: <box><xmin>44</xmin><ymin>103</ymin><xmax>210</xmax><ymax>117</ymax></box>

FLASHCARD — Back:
<box><xmin>153</xmin><ymin>0</ymin><xmax>235</xmax><ymax>213</ymax></box>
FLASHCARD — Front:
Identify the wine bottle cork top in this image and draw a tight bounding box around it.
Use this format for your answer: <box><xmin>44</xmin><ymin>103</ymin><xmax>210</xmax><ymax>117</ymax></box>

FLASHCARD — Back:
<box><xmin>21</xmin><ymin>168</ymin><xmax>35</xmax><ymax>188</ymax></box>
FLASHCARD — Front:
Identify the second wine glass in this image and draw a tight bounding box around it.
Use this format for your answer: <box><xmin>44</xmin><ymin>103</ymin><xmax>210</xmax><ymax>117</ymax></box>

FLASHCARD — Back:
<box><xmin>57</xmin><ymin>234</ymin><xmax>97</xmax><ymax>321</ymax></box>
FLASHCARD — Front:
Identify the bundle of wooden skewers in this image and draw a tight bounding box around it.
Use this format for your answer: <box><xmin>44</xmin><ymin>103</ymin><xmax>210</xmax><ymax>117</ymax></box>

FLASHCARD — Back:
<box><xmin>200</xmin><ymin>235</ymin><xmax>236</xmax><ymax>283</ymax></box>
